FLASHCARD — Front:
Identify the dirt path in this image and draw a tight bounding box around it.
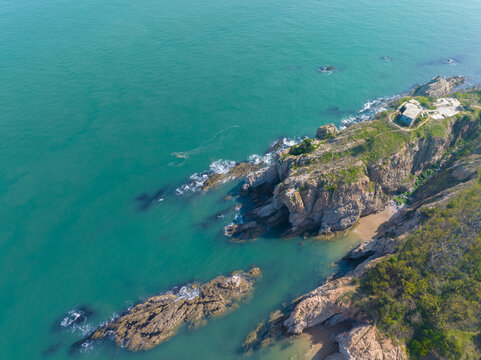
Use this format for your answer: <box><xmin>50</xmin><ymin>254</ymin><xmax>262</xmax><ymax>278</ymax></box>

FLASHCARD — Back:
<box><xmin>387</xmin><ymin>112</ymin><xmax>431</xmax><ymax>132</ymax></box>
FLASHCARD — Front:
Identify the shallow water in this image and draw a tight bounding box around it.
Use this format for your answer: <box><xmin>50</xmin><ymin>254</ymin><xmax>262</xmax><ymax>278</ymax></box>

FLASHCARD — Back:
<box><xmin>1</xmin><ymin>0</ymin><xmax>481</xmax><ymax>359</ymax></box>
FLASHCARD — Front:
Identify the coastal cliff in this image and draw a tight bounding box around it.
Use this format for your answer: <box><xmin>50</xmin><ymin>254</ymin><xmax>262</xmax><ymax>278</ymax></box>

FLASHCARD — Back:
<box><xmin>226</xmin><ymin>76</ymin><xmax>472</xmax><ymax>240</ymax></box>
<box><xmin>240</xmin><ymin>78</ymin><xmax>481</xmax><ymax>359</ymax></box>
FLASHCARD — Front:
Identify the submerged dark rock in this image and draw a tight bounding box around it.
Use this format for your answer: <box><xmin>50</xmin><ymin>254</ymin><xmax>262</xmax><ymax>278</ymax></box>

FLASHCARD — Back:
<box><xmin>135</xmin><ymin>187</ymin><xmax>168</xmax><ymax>211</ymax></box>
<box><xmin>224</xmin><ymin>221</ymin><xmax>267</xmax><ymax>241</ymax></box>
<box><xmin>80</xmin><ymin>268</ymin><xmax>261</xmax><ymax>352</ymax></box>
<box><xmin>42</xmin><ymin>343</ymin><xmax>62</xmax><ymax>356</ymax></box>
<box><xmin>317</xmin><ymin>65</ymin><xmax>336</xmax><ymax>73</ymax></box>
<box><xmin>54</xmin><ymin>305</ymin><xmax>94</xmax><ymax>331</ymax></box>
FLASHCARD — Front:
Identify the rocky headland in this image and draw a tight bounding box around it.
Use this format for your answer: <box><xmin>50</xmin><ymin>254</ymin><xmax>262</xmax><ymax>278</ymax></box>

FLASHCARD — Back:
<box><xmin>75</xmin><ymin>76</ymin><xmax>480</xmax><ymax>359</ymax></box>
<box><xmin>79</xmin><ymin>267</ymin><xmax>261</xmax><ymax>351</ymax></box>
<box><xmin>223</xmin><ymin>76</ymin><xmax>470</xmax><ymax>241</ymax></box>
<box><xmin>237</xmin><ymin>76</ymin><xmax>481</xmax><ymax>359</ymax></box>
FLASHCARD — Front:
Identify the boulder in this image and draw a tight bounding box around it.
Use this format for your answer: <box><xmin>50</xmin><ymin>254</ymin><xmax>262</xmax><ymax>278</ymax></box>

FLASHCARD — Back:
<box><xmin>224</xmin><ymin>221</ymin><xmax>267</xmax><ymax>240</ymax></box>
<box><xmin>326</xmin><ymin>324</ymin><xmax>407</xmax><ymax>360</ymax></box>
<box><xmin>316</xmin><ymin>123</ymin><xmax>339</xmax><ymax>140</ymax></box>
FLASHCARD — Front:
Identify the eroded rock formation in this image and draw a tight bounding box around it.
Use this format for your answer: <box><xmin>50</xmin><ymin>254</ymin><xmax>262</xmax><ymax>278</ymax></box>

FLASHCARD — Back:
<box><xmin>231</xmin><ymin>108</ymin><xmax>465</xmax><ymax>239</ymax></box>
<box><xmin>411</xmin><ymin>75</ymin><xmax>465</xmax><ymax>97</ymax></box>
<box><xmin>326</xmin><ymin>324</ymin><xmax>407</xmax><ymax>360</ymax></box>
<box><xmin>82</xmin><ymin>267</ymin><xmax>261</xmax><ymax>351</ymax></box>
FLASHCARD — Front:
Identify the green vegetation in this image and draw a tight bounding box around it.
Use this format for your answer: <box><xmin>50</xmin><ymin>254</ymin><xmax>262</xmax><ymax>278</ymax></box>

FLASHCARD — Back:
<box><xmin>319</xmin><ymin>108</ymin><xmax>453</xmax><ymax>168</ymax></box>
<box><xmin>414</xmin><ymin>96</ymin><xmax>435</xmax><ymax>109</ymax></box>
<box><xmin>454</xmin><ymin>90</ymin><xmax>481</xmax><ymax>110</ymax></box>
<box><xmin>393</xmin><ymin>163</ymin><xmax>441</xmax><ymax>206</ymax></box>
<box><xmin>289</xmin><ymin>138</ymin><xmax>317</xmax><ymax>156</ymax></box>
<box><xmin>320</xmin><ymin>165</ymin><xmax>366</xmax><ymax>192</ymax></box>
<box><xmin>353</xmin><ymin>180</ymin><xmax>481</xmax><ymax>359</ymax></box>
<box><xmin>393</xmin><ymin>97</ymin><xmax>412</xmax><ymax>109</ymax></box>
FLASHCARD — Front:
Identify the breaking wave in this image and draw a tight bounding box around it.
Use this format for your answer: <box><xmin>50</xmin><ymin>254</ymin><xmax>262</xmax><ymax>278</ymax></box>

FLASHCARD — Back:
<box><xmin>340</xmin><ymin>95</ymin><xmax>399</xmax><ymax>129</ymax></box>
<box><xmin>176</xmin><ymin>137</ymin><xmax>301</xmax><ymax>195</ymax></box>
<box><xmin>175</xmin><ymin>160</ymin><xmax>236</xmax><ymax>195</ymax></box>
<box><xmin>174</xmin><ymin>285</ymin><xmax>200</xmax><ymax>301</ymax></box>
<box><xmin>60</xmin><ymin>309</ymin><xmax>93</xmax><ymax>336</ymax></box>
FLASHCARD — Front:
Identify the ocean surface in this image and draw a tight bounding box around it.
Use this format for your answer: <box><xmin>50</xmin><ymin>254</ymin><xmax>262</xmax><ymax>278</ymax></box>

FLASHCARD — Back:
<box><xmin>1</xmin><ymin>0</ymin><xmax>481</xmax><ymax>359</ymax></box>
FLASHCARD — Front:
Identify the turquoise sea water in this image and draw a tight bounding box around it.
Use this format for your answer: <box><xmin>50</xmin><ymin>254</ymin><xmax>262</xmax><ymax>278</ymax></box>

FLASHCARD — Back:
<box><xmin>1</xmin><ymin>0</ymin><xmax>481</xmax><ymax>359</ymax></box>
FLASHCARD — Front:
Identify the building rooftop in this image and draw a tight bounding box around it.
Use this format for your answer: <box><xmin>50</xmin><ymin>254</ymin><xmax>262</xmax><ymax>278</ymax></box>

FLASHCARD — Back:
<box><xmin>428</xmin><ymin>97</ymin><xmax>462</xmax><ymax>120</ymax></box>
<box><xmin>400</xmin><ymin>100</ymin><xmax>423</xmax><ymax>120</ymax></box>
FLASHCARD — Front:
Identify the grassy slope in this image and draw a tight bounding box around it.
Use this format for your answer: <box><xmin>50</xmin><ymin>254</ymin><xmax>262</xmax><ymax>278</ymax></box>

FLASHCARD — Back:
<box><xmin>352</xmin><ymin>103</ymin><xmax>481</xmax><ymax>359</ymax></box>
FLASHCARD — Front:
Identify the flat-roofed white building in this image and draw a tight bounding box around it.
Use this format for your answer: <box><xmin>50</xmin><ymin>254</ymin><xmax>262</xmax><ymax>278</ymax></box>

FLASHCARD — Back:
<box><xmin>428</xmin><ymin>98</ymin><xmax>462</xmax><ymax>120</ymax></box>
<box><xmin>399</xmin><ymin>99</ymin><xmax>423</xmax><ymax>126</ymax></box>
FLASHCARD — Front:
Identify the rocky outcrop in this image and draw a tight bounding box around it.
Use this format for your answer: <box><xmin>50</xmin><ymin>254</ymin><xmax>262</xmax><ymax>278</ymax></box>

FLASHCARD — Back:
<box><xmin>283</xmin><ymin>276</ymin><xmax>357</xmax><ymax>334</ymax></box>
<box><xmin>316</xmin><ymin>123</ymin><xmax>340</xmax><ymax>140</ymax></box>
<box><xmin>283</xmin><ymin>256</ymin><xmax>384</xmax><ymax>335</ymax></box>
<box><xmin>236</xmin><ymin>111</ymin><xmax>460</xmax><ymax>238</ymax></box>
<box><xmin>201</xmin><ymin>162</ymin><xmax>262</xmax><ymax>191</ymax></box>
<box><xmin>242</xmin><ymin>255</ymin><xmax>387</xmax><ymax>352</ymax></box>
<box><xmin>224</xmin><ymin>221</ymin><xmax>267</xmax><ymax>240</ymax></box>
<box><xmin>411</xmin><ymin>75</ymin><xmax>465</xmax><ymax>97</ymax></box>
<box><xmin>83</xmin><ymin>268</ymin><xmax>261</xmax><ymax>351</ymax></box>
<box><xmin>326</xmin><ymin>324</ymin><xmax>407</xmax><ymax>360</ymax></box>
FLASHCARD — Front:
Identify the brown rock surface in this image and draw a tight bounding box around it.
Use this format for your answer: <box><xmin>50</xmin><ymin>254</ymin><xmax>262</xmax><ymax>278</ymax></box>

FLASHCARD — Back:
<box><xmin>326</xmin><ymin>324</ymin><xmax>407</xmax><ymax>360</ymax></box>
<box><xmin>85</xmin><ymin>268</ymin><xmax>261</xmax><ymax>351</ymax></box>
<box><xmin>316</xmin><ymin>123</ymin><xmax>340</xmax><ymax>140</ymax></box>
<box><xmin>201</xmin><ymin>162</ymin><xmax>262</xmax><ymax>191</ymax></box>
<box><xmin>411</xmin><ymin>75</ymin><xmax>465</xmax><ymax>97</ymax></box>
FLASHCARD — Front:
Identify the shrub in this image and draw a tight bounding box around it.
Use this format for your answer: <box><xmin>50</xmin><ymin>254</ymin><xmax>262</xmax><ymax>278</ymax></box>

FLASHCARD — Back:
<box><xmin>289</xmin><ymin>139</ymin><xmax>316</xmax><ymax>156</ymax></box>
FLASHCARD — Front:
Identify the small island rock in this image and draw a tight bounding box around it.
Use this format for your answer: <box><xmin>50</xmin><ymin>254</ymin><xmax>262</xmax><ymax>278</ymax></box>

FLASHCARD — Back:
<box><xmin>82</xmin><ymin>268</ymin><xmax>261</xmax><ymax>351</ymax></box>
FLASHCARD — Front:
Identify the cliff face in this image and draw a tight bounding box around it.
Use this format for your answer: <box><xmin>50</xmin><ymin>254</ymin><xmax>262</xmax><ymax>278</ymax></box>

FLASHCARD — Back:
<box><xmin>326</xmin><ymin>324</ymin><xmax>407</xmax><ymax>360</ymax></box>
<box><xmin>232</xmin><ymin>111</ymin><xmax>459</xmax><ymax>239</ymax></box>
<box><xmin>240</xmin><ymin>84</ymin><xmax>481</xmax><ymax>359</ymax></box>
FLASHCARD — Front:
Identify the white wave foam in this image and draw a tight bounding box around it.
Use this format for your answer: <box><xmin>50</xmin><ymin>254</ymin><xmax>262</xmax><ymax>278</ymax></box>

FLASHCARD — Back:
<box><xmin>61</xmin><ymin>310</ymin><xmax>83</xmax><ymax>328</ymax></box>
<box><xmin>209</xmin><ymin>159</ymin><xmax>236</xmax><ymax>174</ymax></box>
<box><xmin>282</xmin><ymin>137</ymin><xmax>299</xmax><ymax>147</ymax></box>
<box><xmin>175</xmin><ymin>285</ymin><xmax>200</xmax><ymax>301</ymax></box>
<box><xmin>248</xmin><ymin>153</ymin><xmax>270</xmax><ymax>165</ymax></box>
<box><xmin>340</xmin><ymin>95</ymin><xmax>399</xmax><ymax>130</ymax></box>
<box><xmin>79</xmin><ymin>340</ymin><xmax>94</xmax><ymax>354</ymax></box>
<box><xmin>60</xmin><ymin>310</ymin><xmax>93</xmax><ymax>336</ymax></box>
<box><xmin>224</xmin><ymin>223</ymin><xmax>234</xmax><ymax>237</ymax></box>
<box><xmin>176</xmin><ymin>137</ymin><xmax>302</xmax><ymax>196</ymax></box>
<box><xmin>248</xmin><ymin>137</ymin><xmax>301</xmax><ymax>166</ymax></box>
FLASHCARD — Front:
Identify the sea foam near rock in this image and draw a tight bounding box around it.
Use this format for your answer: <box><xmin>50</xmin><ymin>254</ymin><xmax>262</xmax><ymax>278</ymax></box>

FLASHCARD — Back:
<box><xmin>60</xmin><ymin>309</ymin><xmax>93</xmax><ymax>336</ymax></box>
<box><xmin>340</xmin><ymin>95</ymin><xmax>398</xmax><ymax>129</ymax></box>
<box><xmin>176</xmin><ymin>138</ymin><xmax>300</xmax><ymax>195</ymax></box>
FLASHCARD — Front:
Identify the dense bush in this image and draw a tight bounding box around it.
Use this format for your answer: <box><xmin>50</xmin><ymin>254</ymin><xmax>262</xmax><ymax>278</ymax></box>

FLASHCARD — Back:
<box><xmin>289</xmin><ymin>138</ymin><xmax>317</xmax><ymax>156</ymax></box>
<box><xmin>354</xmin><ymin>181</ymin><xmax>481</xmax><ymax>359</ymax></box>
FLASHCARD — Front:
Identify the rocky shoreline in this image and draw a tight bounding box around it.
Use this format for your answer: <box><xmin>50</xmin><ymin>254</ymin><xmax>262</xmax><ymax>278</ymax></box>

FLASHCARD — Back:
<box><xmin>223</xmin><ymin>76</ymin><xmax>468</xmax><ymax>241</ymax></box>
<box><xmin>71</xmin><ymin>75</ymin><xmax>479</xmax><ymax>358</ymax></box>
<box><xmin>236</xmin><ymin>75</ymin><xmax>481</xmax><ymax>359</ymax></box>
